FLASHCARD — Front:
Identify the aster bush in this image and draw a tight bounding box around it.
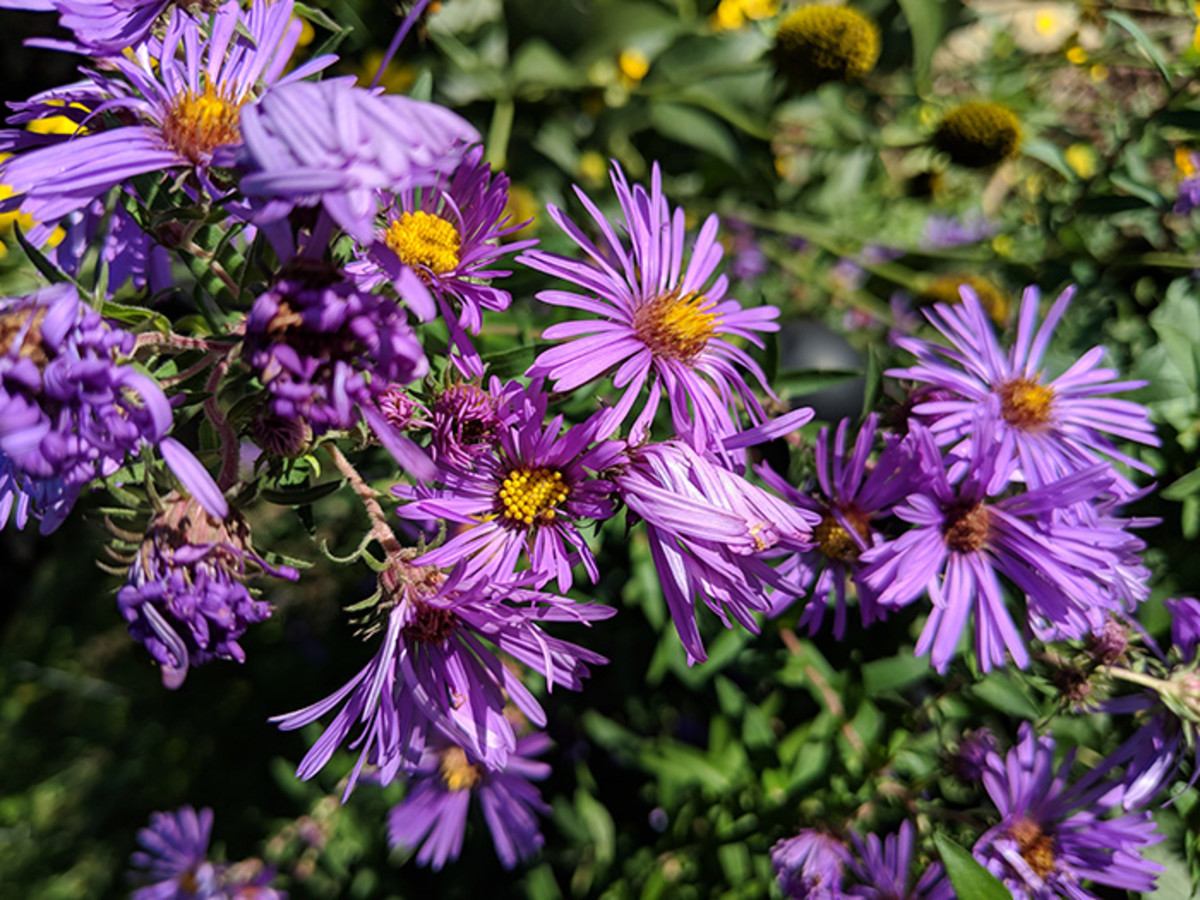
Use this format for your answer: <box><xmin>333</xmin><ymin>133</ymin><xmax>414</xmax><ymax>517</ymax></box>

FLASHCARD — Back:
<box><xmin>2</xmin><ymin>0</ymin><xmax>1200</xmax><ymax>898</ymax></box>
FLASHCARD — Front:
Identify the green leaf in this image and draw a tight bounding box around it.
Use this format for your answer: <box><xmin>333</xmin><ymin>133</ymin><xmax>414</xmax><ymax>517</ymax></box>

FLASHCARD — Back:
<box><xmin>1110</xmin><ymin>173</ymin><xmax>1165</xmax><ymax>208</ymax></box>
<box><xmin>648</xmin><ymin>102</ymin><xmax>740</xmax><ymax>167</ymax></box>
<box><xmin>897</xmin><ymin>0</ymin><xmax>950</xmax><ymax>96</ymax></box>
<box><xmin>482</xmin><ymin>342</ymin><xmax>551</xmax><ymax>379</ymax></box>
<box><xmin>260</xmin><ymin>480</ymin><xmax>344</xmax><ymax>506</ymax></box>
<box><xmin>934</xmin><ymin>834</ymin><xmax>1010</xmax><ymax>900</ymax></box>
<box><xmin>13</xmin><ymin>225</ymin><xmax>70</xmax><ymax>285</ymax></box>
<box><xmin>1164</xmin><ymin>467</ymin><xmax>1200</xmax><ymax>502</ymax></box>
<box><xmin>1105</xmin><ymin>11</ymin><xmax>1172</xmax><ymax>84</ymax></box>
<box><xmin>862</xmin><ymin>653</ymin><xmax>929</xmax><ymax>696</ymax></box>
<box><xmin>775</xmin><ymin>368</ymin><xmax>862</xmax><ymax>396</ymax></box>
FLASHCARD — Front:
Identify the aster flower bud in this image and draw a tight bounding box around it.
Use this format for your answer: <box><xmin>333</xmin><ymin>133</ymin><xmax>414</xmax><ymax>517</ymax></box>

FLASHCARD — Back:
<box><xmin>118</xmin><ymin>493</ymin><xmax>298</xmax><ymax>689</ymax></box>
<box><xmin>1086</xmin><ymin>616</ymin><xmax>1129</xmax><ymax>665</ymax></box>
<box><xmin>249</xmin><ymin>410</ymin><xmax>314</xmax><ymax>459</ymax></box>
<box><xmin>933</xmin><ymin>102</ymin><xmax>1022</xmax><ymax>169</ymax></box>
<box><xmin>774</xmin><ymin>5</ymin><xmax>881</xmax><ymax>91</ymax></box>
<box><xmin>949</xmin><ymin>727</ymin><xmax>998</xmax><ymax>781</ymax></box>
<box><xmin>770</xmin><ymin>828</ymin><xmax>850</xmax><ymax>899</ymax></box>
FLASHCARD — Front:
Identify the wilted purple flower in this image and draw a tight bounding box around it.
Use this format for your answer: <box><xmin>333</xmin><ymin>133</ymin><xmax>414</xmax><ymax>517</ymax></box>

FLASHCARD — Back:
<box><xmin>273</xmin><ymin>563</ymin><xmax>613</xmax><ymax>784</ymax></box>
<box><xmin>427</xmin><ymin>380</ymin><xmax>508</xmax><ymax>470</ymax></box>
<box><xmin>349</xmin><ymin>145</ymin><xmax>537</xmax><ymax>365</ymax></box>
<box><xmin>237</xmin><ymin>78</ymin><xmax>479</xmax><ymax>245</ymax></box>
<box><xmin>771</xmin><ymin>829</ymin><xmax>851</xmax><ymax>900</ymax></box>
<box><xmin>616</xmin><ymin>439</ymin><xmax>818</xmax><ymax>663</ymax></box>
<box><xmin>388</xmin><ymin>732</ymin><xmax>551</xmax><ymax>871</ymax></box>
<box><xmin>0</xmin><ymin>0</ymin><xmax>333</xmax><ymax>225</ymax></box>
<box><xmin>520</xmin><ymin>161</ymin><xmax>780</xmax><ymax>448</ymax></box>
<box><xmin>973</xmin><ymin>723</ymin><xmax>1164</xmax><ymax>899</ymax></box>
<box><xmin>129</xmin><ymin>805</ymin><xmax>219</xmax><ymax>900</ymax></box>
<box><xmin>118</xmin><ymin>494</ymin><xmax>298</xmax><ymax>689</ymax></box>
<box><xmin>758</xmin><ymin>414</ymin><xmax>914</xmax><ymax>636</ymax></box>
<box><xmin>890</xmin><ymin>284</ymin><xmax>1157</xmax><ymax>491</ymax></box>
<box><xmin>242</xmin><ymin>267</ymin><xmax>433</xmax><ymax>479</ymax></box>
<box><xmin>1167</xmin><ymin>597</ymin><xmax>1200</xmax><ymax>663</ymax></box>
<box><xmin>859</xmin><ymin>422</ymin><xmax>1141</xmax><ymax>672</ymax></box>
<box><xmin>848</xmin><ymin>821</ymin><xmax>953</xmax><ymax>900</ymax></box>
<box><xmin>0</xmin><ymin>284</ymin><xmax>225</xmax><ymax>530</ymax></box>
<box><xmin>1085</xmin><ymin>616</ymin><xmax>1129</xmax><ymax>665</ymax></box>
<box><xmin>396</xmin><ymin>385</ymin><xmax>623</xmax><ymax>591</ymax></box>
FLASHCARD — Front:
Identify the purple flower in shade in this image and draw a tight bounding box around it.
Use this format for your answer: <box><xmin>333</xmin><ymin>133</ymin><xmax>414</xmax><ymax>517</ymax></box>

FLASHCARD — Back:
<box><xmin>130</xmin><ymin>805</ymin><xmax>220</xmax><ymax>900</ymax></box>
<box><xmin>348</xmin><ymin>145</ymin><xmax>537</xmax><ymax>368</ymax></box>
<box><xmin>49</xmin><ymin>196</ymin><xmax>171</xmax><ymax>296</ymax></box>
<box><xmin>241</xmin><ymin>268</ymin><xmax>434</xmax><ymax>480</ymax></box>
<box><xmin>724</xmin><ymin>219</ymin><xmax>768</xmax><ymax>285</ymax></box>
<box><xmin>395</xmin><ymin>384</ymin><xmax>623</xmax><ymax>592</ymax></box>
<box><xmin>757</xmin><ymin>414</ymin><xmax>914</xmax><ymax>637</ymax></box>
<box><xmin>920</xmin><ymin>213</ymin><xmax>996</xmax><ymax>249</ymax></box>
<box><xmin>236</xmin><ymin>78</ymin><xmax>479</xmax><ymax>247</ymax></box>
<box><xmin>615</xmin><ymin>439</ymin><xmax>819</xmax><ymax>663</ymax></box>
<box><xmin>273</xmin><ymin>563</ymin><xmax>613</xmax><ymax>783</ymax></box>
<box><xmin>0</xmin><ymin>284</ymin><xmax>226</xmax><ymax>530</ymax></box>
<box><xmin>519</xmin><ymin>161</ymin><xmax>780</xmax><ymax>448</ymax></box>
<box><xmin>0</xmin><ymin>0</ymin><xmax>334</xmax><ymax>225</ymax></box>
<box><xmin>1167</xmin><ymin>597</ymin><xmax>1200</xmax><ymax>662</ymax></box>
<box><xmin>950</xmin><ymin>727</ymin><xmax>999</xmax><ymax>781</ymax></box>
<box><xmin>388</xmin><ymin>732</ymin><xmax>551</xmax><ymax>871</ymax></box>
<box><xmin>1176</xmin><ymin>153</ymin><xmax>1200</xmax><ymax>215</ymax></box>
<box><xmin>771</xmin><ymin>829</ymin><xmax>851</xmax><ymax>900</ymax></box>
<box><xmin>847</xmin><ymin>821</ymin><xmax>953</xmax><ymax>900</ymax></box>
<box><xmin>118</xmin><ymin>494</ymin><xmax>298</xmax><ymax>689</ymax></box>
<box><xmin>973</xmin><ymin>723</ymin><xmax>1164</xmax><ymax>899</ymax></box>
<box><xmin>376</xmin><ymin>384</ymin><xmax>430</xmax><ymax>434</ymax></box>
<box><xmin>890</xmin><ymin>284</ymin><xmax>1158</xmax><ymax>492</ymax></box>
<box><xmin>858</xmin><ymin>421</ymin><xmax>1144</xmax><ymax>673</ymax></box>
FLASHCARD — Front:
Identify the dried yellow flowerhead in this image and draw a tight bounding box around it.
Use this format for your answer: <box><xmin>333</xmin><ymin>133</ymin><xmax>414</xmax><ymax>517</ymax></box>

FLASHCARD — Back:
<box><xmin>933</xmin><ymin>102</ymin><xmax>1022</xmax><ymax>169</ymax></box>
<box><xmin>774</xmin><ymin>5</ymin><xmax>880</xmax><ymax>90</ymax></box>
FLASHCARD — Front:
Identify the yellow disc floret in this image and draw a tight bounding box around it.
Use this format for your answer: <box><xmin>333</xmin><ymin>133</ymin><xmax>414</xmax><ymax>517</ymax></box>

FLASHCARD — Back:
<box><xmin>933</xmin><ymin>102</ymin><xmax>1022</xmax><ymax>169</ymax></box>
<box><xmin>998</xmin><ymin>377</ymin><xmax>1055</xmax><ymax>431</ymax></box>
<box><xmin>498</xmin><ymin>467</ymin><xmax>570</xmax><ymax>526</ymax></box>
<box><xmin>384</xmin><ymin>211</ymin><xmax>461</xmax><ymax>275</ymax></box>
<box><xmin>438</xmin><ymin>745</ymin><xmax>483</xmax><ymax>792</ymax></box>
<box><xmin>633</xmin><ymin>290</ymin><xmax>720</xmax><ymax>364</ymax></box>
<box><xmin>774</xmin><ymin>5</ymin><xmax>880</xmax><ymax>89</ymax></box>
<box><xmin>161</xmin><ymin>82</ymin><xmax>245</xmax><ymax>164</ymax></box>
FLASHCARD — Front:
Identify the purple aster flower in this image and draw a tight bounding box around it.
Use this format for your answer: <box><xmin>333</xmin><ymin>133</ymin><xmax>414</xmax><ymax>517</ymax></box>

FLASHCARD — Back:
<box><xmin>395</xmin><ymin>384</ymin><xmax>623</xmax><ymax>592</ymax></box>
<box><xmin>615</xmin><ymin>439</ymin><xmax>819</xmax><ymax>663</ymax></box>
<box><xmin>426</xmin><ymin>379</ymin><xmax>512</xmax><ymax>470</ymax></box>
<box><xmin>348</xmin><ymin>145</ymin><xmax>537</xmax><ymax>367</ymax></box>
<box><xmin>273</xmin><ymin>563</ymin><xmax>613</xmax><ymax>783</ymax></box>
<box><xmin>0</xmin><ymin>284</ymin><xmax>226</xmax><ymax>528</ymax></box>
<box><xmin>950</xmin><ymin>727</ymin><xmax>999</xmax><ymax>781</ymax></box>
<box><xmin>388</xmin><ymin>731</ymin><xmax>551</xmax><ymax>871</ymax></box>
<box><xmin>973</xmin><ymin>723</ymin><xmax>1164</xmax><ymax>899</ymax></box>
<box><xmin>771</xmin><ymin>828</ymin><xmax>851</xmax><ymax>900</ymax></box>
<box><xmin>920</xmin><ymin>212</ymin><xmax>996</xmax><ymax>249</ymax></box>
<box><xmin>890</xmin><ymin>284</ymin><xmax>1157</xmax><ymax>492</ymax></box>
<box><xmin>859</xmin><ymin>421</ymin><xmax>1143</xmax><ymax>672</ymax></box>
<box><xmin>0</xmin><ymin>0</ymin><xmax>334</xmax><ymax>225</ymax></box>
<box><xmin>118</xmin><ymin>493</ymin><xmax>298</xmax><ymax>689</ymax></box>
<box><xmin>847</xmin><ymin>821</ymin><xmax>953</xmax><ymax>900</ymax></box>
<box><xmin>758</xmin><ymin>414</ymin><xmax>914</xmax><ymax>636</ymax></box>
<box><xmin>242</xmin><ymin>267</ymin><xmax>434</xmax><ymax>480</ymax></box>
<box><xmin>129</xmin><ymin>805</ymin><xmax>220</xmax><ymax>900</ymax></box>
<box><xmin>1167</xmin><ymin>596</ymin><xmax>1200</xmax><ymax>663</ymax></box>
<box><xmin>1176</xmin><ymin>152</ymin><xmax>1200</xmax><ymax>215</ymax></box>
<box><xmin>724</xmin><ymin>219</ymin><xmax>768</xmax><ymax>285</ymax></box>
<box><xmin>34</xmin><ymin>0</ymin><xmax>172</xmax><ymax>55</ymax></box>
<box><xmin>49</xmin><ymin>196</ymin><xmax>171</xmax><ymax>296</ymax></box>
<box><xmin>236</xmin><ymin>78</ymin><xmax>479</xmax><ymax>246</ymax></box>
<box><xmin>519</xmin><ymin>161</ymin><xmax>780</xmax><ymax>448</ymax></box>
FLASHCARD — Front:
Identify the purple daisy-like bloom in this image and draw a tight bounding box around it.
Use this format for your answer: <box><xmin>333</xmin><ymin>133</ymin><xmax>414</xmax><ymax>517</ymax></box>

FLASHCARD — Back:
<box><xmin>0</xmin><ymin>451</ymin><xmax>79</xmax><ymax>533</ymax></box>
<box><xmin>973</xmin><ymin>723</ymin><xmax>1164</xmax><ymax>899</ymax></box>
<box><xmin>0</xmin><ymin>284</ymin><xmax>226</xmax><ymax>528</ymax></box>
<box><xmin>36</xmin><ymin>0</ymin><xmax>172</xmax><ymax>55</ymax></box>
<box><xmin>615</xmin><ymin>439</ymin><xmax>819</xmax><ymax>663</ymax></box>
<box><xmin>242</xmin><ymin>268</ymin><xmax>434</xmax><ymax>479</ymax></box>
<box><xmin>273</xmin><ymin>563</ymin><xmax>613</xmax><ymax>783</ymax></box>
<box><xmin>388</xmin><ymin>731</ymin><xmax>552</xmax><ymax>871</ymax></box>
<box><xmin>348</xmin><ymin>145</ymin><xmax>537</xmax><ymax>364</ymax></box>
<box><xmin>771</xmin><ymin>829</ymin><xmax>851</xmax><ymax>900</ymax></box>
<box><xmin>129</xmin><ymin>805</ymin><xmax>220</xmax><ymax>900</ymax></box>
<box><xmin>758</xmin><ymin>414</ymin><xmax>914</xmax><ymax>637</ymax></box>
<box><xmin>859</xmin><ymin>421</ymin><xmax>1143</xmax><ymax>672</ymax></box>
<box><xmin>0</xmin><ymin>0</ymin><xmax>334</xmax><ymax>225</ymax></box>
<box><xmin>847</xmin><ymin>821</ymin><xmax>953</xmax><ymax>900</ymax></box>
<box><xmin>519</xmin><ymin>161</ymin><xmax>780</xmax><ymax>447</ymax></box>
<box><xmin>890</xmin><ymin>284</ymin><xmax>1157</xmax><ymax>491</ymax></box>
<box><xmin>950</xmin><ymin>727</ymin><xmax>999</xmax><ymax>781</ymax></box>
<box><xmin>118</xmin><ymin>493</ymin><xmax>298</xmax><ymax>689</ymax></box>
<box><xmin>1167</xmin><ymin>596</ymin><xmax>1200</xmax><ymax>662</ymax></box>
<box><xmin>237</xmin><ymin>78</ymin><xmax>479</xmax><ymax>246</ymax></box>
<box><xmin>49</xmin><ymin>196</ymin><xmax>171</xmax><ymax>296</ymax></box>
<box><xmin>395</xmin><ymin>384</ymin><xmax>623</xmax><ymax>592</ymax></box>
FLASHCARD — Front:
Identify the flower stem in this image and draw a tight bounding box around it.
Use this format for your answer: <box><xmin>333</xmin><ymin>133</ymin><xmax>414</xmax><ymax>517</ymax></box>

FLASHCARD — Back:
<box><xmin>325</xmin><ymin>443</ymin><xmax>403</xmax><ymax>558</ymax></box>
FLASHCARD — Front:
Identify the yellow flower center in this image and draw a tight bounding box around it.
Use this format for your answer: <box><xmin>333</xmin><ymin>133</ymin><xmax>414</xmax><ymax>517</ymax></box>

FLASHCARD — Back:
<box><xmin>943</xmin><ymin>502</ymin><xmax>990</xmax><ymax>553</ymax></box>
<box><xmin>934</xmin><ymin>102</ymin><xmax>1023</xmax><ymax>169</ymax></box>
<box><xmin>498</xmin><ymin>467</ymin><xmax>570</xmax><ymax>526</ymax></box>
<box><xmin>774</xmin><ymin>5</ymin><xmax>881</xmax><ymax>86</ymax></box>
<box><xmin>633</xmin><ymin>290</ymin><xmax>719</xmax><ymax>364</ymax></box>
<box><xmin>998</xmin><ymin>377</ymin><xmax>1055</xmax><ymax>431</ymax></box>
<box><xmin>814</xmin><ymin>508</ymin><xmax>870</xmax><ymax>562</ymax></box>
<box><xmin>161</xmin><ymin>83</ymin><xmax>244</xmax><ymax>164</ymax></box>
<box><xmin>1009</xmin><ymin>817</ymin><xmax>1056</xmax><ymax>879</ymax></box>
<box><xmin>438</xmin><ymin>745</ymin><xmax>483</xmax><ymax>792</ymax></box>
<box><xmin>384</xmin><ymin>211</ymin><xmax>461</xmax><ymax>275</ymax></box>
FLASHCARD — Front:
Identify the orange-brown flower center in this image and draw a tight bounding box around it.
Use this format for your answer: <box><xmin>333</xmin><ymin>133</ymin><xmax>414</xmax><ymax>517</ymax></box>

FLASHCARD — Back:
<box><xmin>498</xmin><ymin>467</ymin><xmax>570</xmax><ymax>526</ymax></box>
<box><xmin>0</xmin><ymin>306</ymin><xmax>49</xmax><ymax>366</ymax></box>
<box><xmin>943</xmin><ymin>502</ymin><xmax>990</xmax><ymax>552</ymax></box>
<box><xmin>632</xmin><ymin>290</ymin><xmax>719</xmax><ymax>364</ymax></box>
<box><xmin>813</xmin><ymin>507</ymin><xmax>871</xmax><ymax>562</ymax></box>
<box><xmin>998</xmin><ymin>377</ymin><xmax>1055</xmax><ymax>431</ymax></box>
<box><xmin>438</xmin><ymin>745</ymin><xmax>483</xmax><ymax>791</ymax></box>
<box><xmin>1009</xmin><ymin>817</ymin><xmax>1056</xmax><ymax>879</ymax></box>
<box><xmin>162</xmin><ymin>83</ymin><xmax>244</xmax><ymax>164</ymax></box>
<box><xmin>404</xmin><ymin>601</ymin><xmax>459</xmax><ymax>645</ymax></box>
